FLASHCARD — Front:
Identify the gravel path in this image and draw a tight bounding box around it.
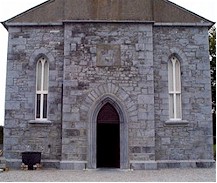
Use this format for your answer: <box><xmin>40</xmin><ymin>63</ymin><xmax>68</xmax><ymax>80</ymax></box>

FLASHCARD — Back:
<box><xmin>0</xmin><ymin>168</ymin><xmax>216</xmax><ymax>182</ymax></box>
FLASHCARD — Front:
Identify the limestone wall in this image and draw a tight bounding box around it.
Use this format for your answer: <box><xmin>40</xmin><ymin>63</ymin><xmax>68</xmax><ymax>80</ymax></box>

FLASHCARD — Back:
<box><xmin>153</xmin><ymin>26</ymin><xmax>213</xmax><ymax>163</ymax></box>
<box><xmin>4</xmin><ymin>26</ymin><xmax>64</xmax><ymax>167</ymax></box>
<box><xmin>3</xmin><ymin>23</ymin><xmax>214</xmax><ymax>169</ymax></box>
<box><xmin>62</xmin><ymin>23</ymin><xmax>155</xmax><ymax>168</ymax></box>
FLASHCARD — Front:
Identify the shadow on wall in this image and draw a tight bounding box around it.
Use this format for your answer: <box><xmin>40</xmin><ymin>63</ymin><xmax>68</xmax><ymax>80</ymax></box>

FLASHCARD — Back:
<box><xmin>0</xmin><ymin>126</ymin><xmax>3</xmax><ymax>152</ymax></box>
<box><xmin>213</xmin><ymin>113</ymin><xmax>216</xmax><ymax>160</ymax></box>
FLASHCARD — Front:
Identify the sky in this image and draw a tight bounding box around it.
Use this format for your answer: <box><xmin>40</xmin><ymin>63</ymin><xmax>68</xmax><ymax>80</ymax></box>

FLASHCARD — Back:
<box><xmin>0</xmin><ymin>0</ymin><xmax>216</xmax><ymax>126</ymax></box>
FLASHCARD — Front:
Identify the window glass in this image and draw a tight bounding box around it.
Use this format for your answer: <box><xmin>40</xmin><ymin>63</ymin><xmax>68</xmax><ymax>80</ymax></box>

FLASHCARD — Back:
<box><xmin>43</xmin><ymin>94</ymin><xmax>47</xmax><ymax>118</ymax></box>
<box><xmin>37</xmin><ymin>61</ymin><xmax>42</xmax><ymax>91</ymax></box>
<box><xmin>169</xmin><ymin>94</ymin><xmax>174</xmax><ymax>119</ymax></box>
<box><xmin>175</xmin><ymin>60</ymin><xmax>181</xmax><ymax>92</ymax></box>
<box><xmin>43</xmin><ymin>61</ymin><xmax>49</xmax><ymax>91</ymax></box>
<box><xmin>168</xmin><ymin>60</ymin><xmax>173</xmax><ymax>92</ymax></box>
<box><xmin>176</xmin><ymin>94</ymin><xmax>182</xmax><ymax>119</ymax></box>
<box><xmin>36</xmin><ymin>94</ymin><xmax>41</xmax><ymax>119</ymax></box>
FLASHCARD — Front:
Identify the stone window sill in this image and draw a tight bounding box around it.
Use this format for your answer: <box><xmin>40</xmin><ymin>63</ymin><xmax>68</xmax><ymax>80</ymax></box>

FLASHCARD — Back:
<box><xmin>165</xmin><ymin>119</ymin><xmax>189</xmax><ymax>126</ymax></box>
<box><xmin>29</xmin><ymin>119</ymin><xmax>52</xmax><ymax>124</ymax></box>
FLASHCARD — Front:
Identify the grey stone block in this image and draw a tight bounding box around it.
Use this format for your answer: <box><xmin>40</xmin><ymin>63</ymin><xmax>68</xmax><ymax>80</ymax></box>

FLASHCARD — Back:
<box><xmin>131</xmin><ymin>161</ymin><xmax>157</xmax><ymax>170</ymax></box>
<box><xmin>60</xmin><ymin>161</ymin><xmax>86</xmax><ymax>170</ymax></box>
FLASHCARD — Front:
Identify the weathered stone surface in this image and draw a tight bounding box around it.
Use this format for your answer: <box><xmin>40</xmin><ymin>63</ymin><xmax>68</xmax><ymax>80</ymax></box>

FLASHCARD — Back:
<box><xmin>4</xmin><ymin>22</ymin><xmax>214</xmax><ymax>170</ymax></box>
<box><xmin>4</xmin><ymin>26</ymin><xmax>64</xmax><ymax>162</ymax></box>
<box><xmin>65</xmin><ymin>129</ymin><xmax>80</xmax><ymax>137</ymax></box>
<box><xmin>153</xmin><ymin>26</ymin><xmax>213</xmax><ymax>161</ymax></box>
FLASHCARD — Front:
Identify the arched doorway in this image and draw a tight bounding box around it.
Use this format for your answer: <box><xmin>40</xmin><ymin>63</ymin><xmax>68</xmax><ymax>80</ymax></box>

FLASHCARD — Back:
<box><xmin>87</xmin><ymin>95</ymin><xmax>129</xmax><ymax>169</ymax></box>
<box><xmin>97</xmin><ymin>103</ymin><xmax>120</xmax><ymax>168</ymax></box>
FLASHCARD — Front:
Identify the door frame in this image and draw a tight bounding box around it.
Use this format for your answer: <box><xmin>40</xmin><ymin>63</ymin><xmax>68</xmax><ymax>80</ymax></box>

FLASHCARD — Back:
<box><xmin>88</xmin><ymin>94</ymin><xmax>129</xmax><ymax>169</ymax></box>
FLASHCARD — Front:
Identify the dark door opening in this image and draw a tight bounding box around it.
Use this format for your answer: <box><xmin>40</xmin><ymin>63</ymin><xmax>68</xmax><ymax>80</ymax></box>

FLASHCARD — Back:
<box><xmin>97</xmin><ymin>103</ymin><xmax>120</xmax><ymax>168</ymax></box>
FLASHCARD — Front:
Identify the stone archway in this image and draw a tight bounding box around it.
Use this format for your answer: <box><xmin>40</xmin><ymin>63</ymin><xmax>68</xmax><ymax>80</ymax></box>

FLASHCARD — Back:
<box><xmin>97</xmin><ymin>102</ymin><xmax>120</xmax><ymax>168</ymax></box>
<box><xmin>87</xmin><ymin>94</ymin><xmax>129</xmax><ymax>169</ymax></box>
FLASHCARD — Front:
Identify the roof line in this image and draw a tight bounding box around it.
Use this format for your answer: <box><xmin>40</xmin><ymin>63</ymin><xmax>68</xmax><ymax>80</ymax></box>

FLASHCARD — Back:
<box><xmin>166</xmin><ymin>0</ymin><xmax>215</xmax><ymax>25</ymax></box>
<box><xmin>5</xmin><ymin>22</ymin><xmax>63</xmax><ymax>26</ymax></box>
<box><xmin>154</xmin><ymin>22</ymin><xmax>214</xmax><ymax>27</ymax></box>
<box><xmin>63</xmin><ymin>20</ymin><xmax>155</xmax><ymax>23</ymax></box>
<box><xmin>1</xmin><ymin>0</ymin><xmax>215</xmax><ymax>29</ymax></box>
<box><xmin>4</xmin><ymin>21</ymin><xmax>213</xmax><ymax>28</ymax></box>
<box><xmin>0</xmin><ymin>21</ymin><xmax>7</xmax><ymax>30</ymax></box>
<box><xmin>3</xmin><ymin>0</ymin><xmax>53</xmax><ymax>24</ymax></box>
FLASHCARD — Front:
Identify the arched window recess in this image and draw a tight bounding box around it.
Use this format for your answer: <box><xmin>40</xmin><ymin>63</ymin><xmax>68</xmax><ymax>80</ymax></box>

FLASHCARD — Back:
<box><xmin>35</xmin><ymin>56</ymin><xmax>49</xmax><ymax>120</ymax></box>
<box><xmin>166</xmin><ymin>55</ymin><xmax>188</xmax><ymax>125</ymax></box>
<box><xmin>168</xmin><ymin>56</ymin><xmax>182</xmax><ymax>120</ymax></box>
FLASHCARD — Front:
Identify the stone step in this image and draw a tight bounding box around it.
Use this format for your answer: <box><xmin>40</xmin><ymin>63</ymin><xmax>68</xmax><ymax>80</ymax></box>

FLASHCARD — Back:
<box><xmin>0</xmin><ymin>163</ymin><xmax>6</xmax><ymax>169</ymax></box>
<box><xmin>0</xmin><ymin>157</ymin><xmax>8</xmax><ymax>171</ymax></box>
<box><xmin>0</xmin><ymin>157</ymin><xmax>6</xmax><ymax>164</ymax></box>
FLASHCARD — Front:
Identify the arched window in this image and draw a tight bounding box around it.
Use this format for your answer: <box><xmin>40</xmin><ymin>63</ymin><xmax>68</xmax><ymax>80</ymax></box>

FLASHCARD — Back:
<box><xmin>36</xmin><ymin>57</ymin><xmax>49</xmax><ymax>120</ymax></box>
<box><xmin>168</xmin><ymin>56</ymin><xmax>182</xmax><ymax>120</ymax></box>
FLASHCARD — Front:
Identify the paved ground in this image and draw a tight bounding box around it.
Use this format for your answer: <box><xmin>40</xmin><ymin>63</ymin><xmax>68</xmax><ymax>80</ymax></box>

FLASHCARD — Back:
<box><xmin>0</xmin><ymin>168</ymin><xmax>216</xmax><ymax>182</ymax></box>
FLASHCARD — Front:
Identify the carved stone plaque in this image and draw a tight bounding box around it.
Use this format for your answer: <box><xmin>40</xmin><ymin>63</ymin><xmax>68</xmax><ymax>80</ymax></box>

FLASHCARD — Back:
<box><xmin>96</xmin><ymin>44</ymin><xmax>121</xmax><ymax>67</ymax></box>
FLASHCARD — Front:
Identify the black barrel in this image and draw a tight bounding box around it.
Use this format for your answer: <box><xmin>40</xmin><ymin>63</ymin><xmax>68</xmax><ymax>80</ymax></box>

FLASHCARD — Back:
<box><xmin>22</xmin><ymin>152</ymin><xmax>41</xmax><ymax>170</ymax></box>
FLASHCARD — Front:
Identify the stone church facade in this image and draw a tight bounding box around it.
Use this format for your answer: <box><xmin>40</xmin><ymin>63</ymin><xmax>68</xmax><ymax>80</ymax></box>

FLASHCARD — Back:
<box><xmin>2</xmin><ymin>0</ymin><xmax>215</xmax><ymax>169</ymax></box>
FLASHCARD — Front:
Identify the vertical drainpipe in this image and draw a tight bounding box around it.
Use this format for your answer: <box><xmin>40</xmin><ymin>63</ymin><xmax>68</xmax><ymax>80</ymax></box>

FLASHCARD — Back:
<box><xmin>60</xmin><ymin>40</ymin><xmax>64</xmax><ymax>163</ymax></box>
<box><xmin>61</xmin><ymin>83</ymin><xmax>63</xmax><ymax>126</ymax></box>
<box><xmin>60</xmin><ymin>83</ymin><xmax>63</xmax><ymax>161</ymax></box>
